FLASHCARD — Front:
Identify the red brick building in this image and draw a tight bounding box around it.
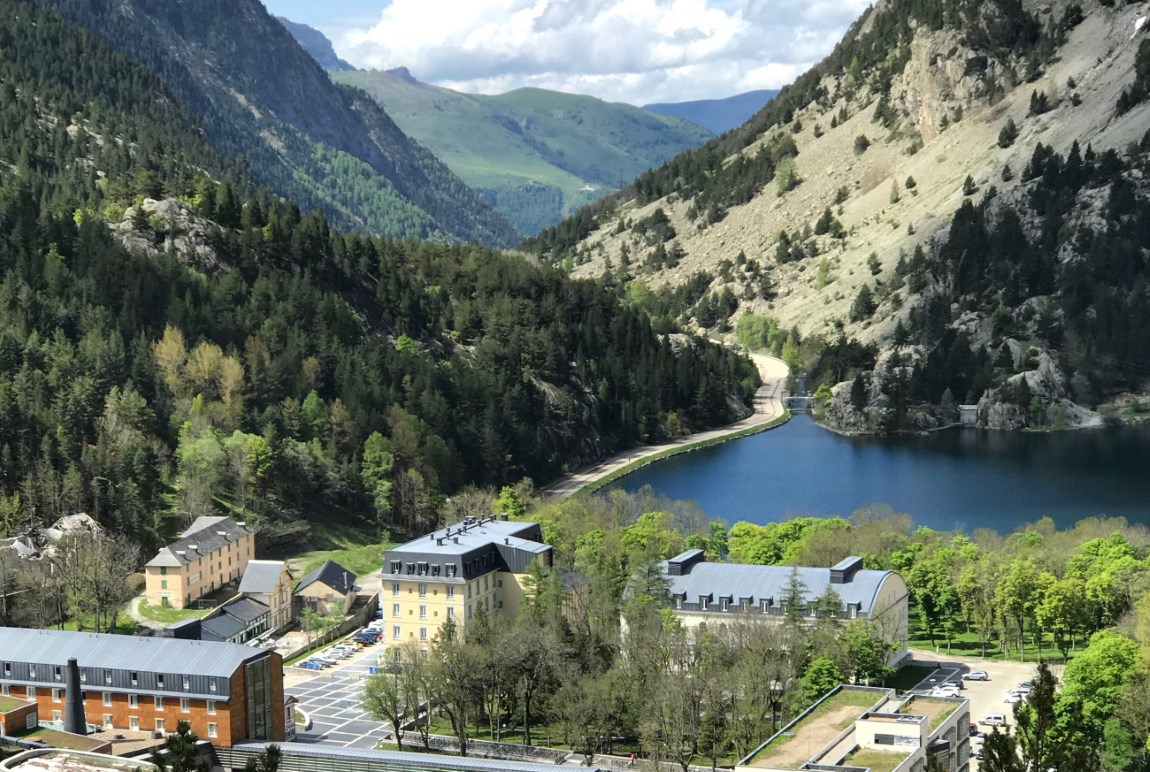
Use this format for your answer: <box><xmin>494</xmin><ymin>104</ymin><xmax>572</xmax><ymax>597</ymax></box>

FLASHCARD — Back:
<box><xmin>0</xmin><ymin>628</ymin><xmax>285</xmax><ymax>747</ymax></box>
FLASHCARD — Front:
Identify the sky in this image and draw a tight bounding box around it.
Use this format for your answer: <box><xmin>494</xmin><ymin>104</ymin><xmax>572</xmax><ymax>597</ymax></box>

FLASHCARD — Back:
<box><xmin>261</xmin><ymin>0</ymin><xmax>871</xmax><ymax>105</ymax></box>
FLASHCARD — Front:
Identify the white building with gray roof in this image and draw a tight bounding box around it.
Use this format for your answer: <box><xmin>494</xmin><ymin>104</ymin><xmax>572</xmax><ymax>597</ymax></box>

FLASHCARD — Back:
<box><xmin>659</xmin><ymin>551</ymin><xmax>909</xmax><ymax>664</ymax></box>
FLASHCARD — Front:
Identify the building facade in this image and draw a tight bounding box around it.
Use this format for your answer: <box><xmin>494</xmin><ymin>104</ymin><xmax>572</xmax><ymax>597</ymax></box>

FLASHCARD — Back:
<box><xmin>238</xmin><ymin>561</ymin><xmax>294</xmax><ymax>631</ymax></box>
<box><xmin>0</xmin><ymin>628</ymin><xmax>285</xmax><ymax>747</ymax></box>
<box><xmin>658</xmin><ymin>551</ymin><xmax>910</xmax><ymax>665</ymax></box>
<box><xmin>380</xmin><ymin>517</ymin><xmax>552</xmax><ymax>657</ymax></box>
<box><xmin>144</xmin><ymin>517</ymin><xmax>255</xmax><ymax>609</ymax></box>
<box><xmin>294</xmin><ymin>560</ymin><xmax>357</xmax><ymax>617</ymax></box>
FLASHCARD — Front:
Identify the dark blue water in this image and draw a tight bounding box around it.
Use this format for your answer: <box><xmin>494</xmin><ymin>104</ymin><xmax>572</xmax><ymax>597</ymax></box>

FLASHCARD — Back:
<box><xmin>606</xmin><ymin>415</ymin><xmax>1150</xmax><ymax>532</ymax></box>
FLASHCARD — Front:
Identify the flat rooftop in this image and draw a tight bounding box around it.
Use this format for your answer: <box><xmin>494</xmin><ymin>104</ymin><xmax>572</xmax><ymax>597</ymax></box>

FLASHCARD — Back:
<box><xmin>6</xmin><ymin>728</ymin><xmax>107</xmax><ymax>753</ymax></box>
<box><xmin>898</xmin><ymin>695</ymin><xmax>963</xmax><ymax>732</ymax></box>
<box><xmin>743</xmin><ymin>687</ymin><xmax>891</xmax><ymax>769</ymax></box>
<box><xmin>0</xmin><ymin>749</ymin><xmax>156</xmax><ymax>770</ymax></box>
<box><xmin>843</xmin><ymin>747</ymin><xmax>910</xmax><ymax>772</ymax></box>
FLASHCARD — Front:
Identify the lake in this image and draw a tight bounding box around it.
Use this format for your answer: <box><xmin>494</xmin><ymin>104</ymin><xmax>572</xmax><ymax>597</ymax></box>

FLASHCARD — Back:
<box><xmin>606</xmin><ymin>415</ymin><xmax>1150</xmax><ymax>532</ymax></box>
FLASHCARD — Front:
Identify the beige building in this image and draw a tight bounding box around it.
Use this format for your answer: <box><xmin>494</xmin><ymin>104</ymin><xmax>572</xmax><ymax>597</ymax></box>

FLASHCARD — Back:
<box><xmin>380</xmin><ymin>516</ymin><xmax>551</xmax><ymax>658</ymax></box>
<box><xmin>659</xmin><ymin>551</ymin><xmax>910</xmax><ymax>666</ymax></box>
<box><xmin>294</xmin><ymin>560</ymin><xmax>357</xmax><ymax>617</ymax></box>
<box><xmin>238</xmin><ymin>560</ymin><xmax>294</xmax><ymax>630</ymax></box>
<box><xmin>144</xmin><ymin>517</ymin><xmax>255</xmax><ymax>609</ymax></box>
<box><xmin>737</xmin><ymin>686</ymin><xmax>971</xmax><ymax>772</ymax></box>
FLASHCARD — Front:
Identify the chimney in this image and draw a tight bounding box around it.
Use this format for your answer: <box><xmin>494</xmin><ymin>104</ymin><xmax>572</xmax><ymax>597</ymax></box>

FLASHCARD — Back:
<box><xmin>63</xmin><ymin>658</ymin><xmax>87</xmax><ymax>735</ymax></box>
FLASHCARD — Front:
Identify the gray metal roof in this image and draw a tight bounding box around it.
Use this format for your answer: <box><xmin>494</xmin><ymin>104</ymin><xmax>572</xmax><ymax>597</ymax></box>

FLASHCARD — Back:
<box><xmin>0</xmin><ymin>627</ymin><xmax>268</xmax><ymax>678</ymax></box>
<box><xmin>238</xmin><ymin>560</ymin><xmax>289</xmax><ymax>595</ymax></box>
<box><xmin>146</xmin><ymin>516</ymin><xmax>252</xmax><ymax>568</ymax></box>
<box><xmin>660</xmin><ymin>557</ymin><xmax>899</xmax><ymax>613</ymax></box>
<box><xmin>295</xmin><ymin>560</ymin><xmax>356</xmax><ymax>595</ymax></box>
<box><xmin>388</xmin><ymin>517</ymin><xmax>544</xmax><ymax>558</ymax></box>
<box><xmin>229</xmin><ymin>741</ymin><xmax>590</xmax><ymax>771</ymax></box>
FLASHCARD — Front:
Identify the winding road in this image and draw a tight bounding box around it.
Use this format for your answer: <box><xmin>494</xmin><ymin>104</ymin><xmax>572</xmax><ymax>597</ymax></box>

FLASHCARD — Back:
<box><xmin>542</xmin><ymin>351</ymin><xmax>790</xmax><ymax>500</ymax></box>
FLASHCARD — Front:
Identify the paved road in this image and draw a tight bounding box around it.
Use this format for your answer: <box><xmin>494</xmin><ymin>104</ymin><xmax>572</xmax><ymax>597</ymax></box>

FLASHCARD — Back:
<box><xmin>903</xmin><ymin>650</ymin><xmax>1051</xmax><ymax>771</ymax></box>
<box><xmin>541</xmin><ymin>352</ymin><xmax>790</xmax><ymax>500</ymax></box>
<box><xmin>287</xmin><ymin>643</ymin><xmax>393</xmax><ymax>749</ymax></box>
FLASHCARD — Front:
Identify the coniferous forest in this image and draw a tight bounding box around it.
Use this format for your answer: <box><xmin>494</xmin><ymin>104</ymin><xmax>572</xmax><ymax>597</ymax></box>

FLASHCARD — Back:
<box><xmin>0</xmin><ymin>1</ymin><xmax>758</xmax><ymax>550</ymax></box>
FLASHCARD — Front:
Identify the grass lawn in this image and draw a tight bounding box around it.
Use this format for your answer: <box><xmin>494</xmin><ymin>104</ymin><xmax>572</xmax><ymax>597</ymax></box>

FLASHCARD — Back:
<box><xmin>60</xmin><ymin>617</ymin><xmax>139</xmax><ymax>636</ymax></box>
<box><xmin>136</xmin><ymin>600</ymin><xmax>207</xmax><ymax>625</ymax></box>
<box><xmin>908</xmin><ymin>616</ymin><xmax>1080</xmax><ymax>663</ymax></box>
<box><xmin>0</xmin><ymin>695</ymin><xmax>30</xmax><ymax>712</ymax></box>
<box><xmin>289</xmin><ymin>520</ymin><xmax>393</xmax><ymax>577</ymax></box>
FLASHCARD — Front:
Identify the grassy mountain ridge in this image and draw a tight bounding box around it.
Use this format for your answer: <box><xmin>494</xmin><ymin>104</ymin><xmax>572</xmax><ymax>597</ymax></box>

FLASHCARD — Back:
<box><xmin>30</xmin><ymin>0</ymin><xmax>520</xmax><ymax>246</ymax></box>
<box><xmin>331</xmin><ymin>69</ymin><xmax>713</xmax><ymax>235</ymax></box>
<box><xmin>527</xmin><ymin>0</ymin><xmax>1150</xmax><ymax>431</ymax></box>
<box><xmin>643</xmin><ymin>90</ymin><xmax>781</xmax><ymax>134</ymax></box>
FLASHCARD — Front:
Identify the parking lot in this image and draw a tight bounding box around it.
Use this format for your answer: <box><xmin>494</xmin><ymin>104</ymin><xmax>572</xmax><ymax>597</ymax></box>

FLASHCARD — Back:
<box><xmin>286</xmin><ymin>639</ymin><xmax>393</xmax><ymax>749</ymax></box>
<box><xmin>903</xmin><ymin>651</ymin><xmax>1061</xmax><ymax>769</ymax></box>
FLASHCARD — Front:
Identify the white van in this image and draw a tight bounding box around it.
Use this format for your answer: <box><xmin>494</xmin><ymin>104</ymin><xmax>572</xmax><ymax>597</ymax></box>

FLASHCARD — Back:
<box><xmin>980</xmin><ymin>714</ymin><xmax>1007</xmax><ymax>726</ymax></box>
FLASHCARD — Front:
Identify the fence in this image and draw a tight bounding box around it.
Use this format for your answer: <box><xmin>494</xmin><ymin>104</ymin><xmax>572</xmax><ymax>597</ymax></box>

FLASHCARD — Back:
<box><xmin>281</xmin><ymin>592</ymin><xmax>379</xmax><ymax>662</ymax></box>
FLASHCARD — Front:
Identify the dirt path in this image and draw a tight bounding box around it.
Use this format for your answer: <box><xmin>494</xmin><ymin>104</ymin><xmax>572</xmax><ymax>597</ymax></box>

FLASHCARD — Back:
<box><xmin>541</xmin><ymin>352</ymin><xmax>789</xmax><ymax>500</ymax></box>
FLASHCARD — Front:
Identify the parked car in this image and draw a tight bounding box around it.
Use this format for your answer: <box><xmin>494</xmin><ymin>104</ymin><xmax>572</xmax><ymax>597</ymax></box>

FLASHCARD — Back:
<box><xmin>1015</xmin><ymin>682</ymin><xmax>1033</xmax><ymax>694</ymax></box>
<box><xmin>355</xmin><ymin>632</ymin><xmax>379</xmax><ymax>645</ymax></box>
<box><xmin>963</xmin><ymin>670</ymin><xmax>990</xmax><ymax>681</ymax></box>
<box><xmin>980</xmin><ymin>714</ymin><xmax>1007</xmax><ymax>727</ymax></box>
<box><xmin>976</xmin><ymin>747</ymin><xmax>985</xmax><ymax>760</ymax></box>
<box><xmin>311</xmin><ymin>657</ymin><xmax>337</xmax><ymax>667</ymax></box>
<box><xmin>943</xmin><ymin>680</ymin><xmax>965</xmax><ymax>690</ymax></box>
<box><xmin>1003</xmin><ymin>692</ymin><xmax>1023</xmax><ymax>704</ymax></box>
<box><xmin>931</xmin><ymin>687</ymin><xmax>961</xmax><ymax>698</ymax></box>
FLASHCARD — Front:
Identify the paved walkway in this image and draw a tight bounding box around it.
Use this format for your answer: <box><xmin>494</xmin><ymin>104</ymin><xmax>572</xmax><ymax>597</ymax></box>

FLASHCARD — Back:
<box><xmin>541</xmin><ymin>351</ymin><xmax>789</xmax><ymax>500</ymax></box>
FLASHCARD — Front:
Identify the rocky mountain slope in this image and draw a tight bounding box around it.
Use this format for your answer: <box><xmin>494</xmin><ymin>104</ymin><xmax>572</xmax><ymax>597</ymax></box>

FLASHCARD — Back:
<box><xmin>331</xmin><ymin>69</ymin><xmax>713</xmax><ymax>235</ymax></box>
<box><xmin>529</xmin><ymin>0</ymin><xmax>1150</xmax><ymax>432</ymax></box>
<box><xmin>30</xmin><ymin>0</ymin><xmax>519</xmax><ymax>246</ymax></box>
<box><xmin>276</xmin><ymin>17</ymin><xmax>356</xmax><ymax>72</ymax></box>
<box><xmin>643</xmin><ymin>89</ymin><xmax>781</xmax><ymax>134</ymax></box>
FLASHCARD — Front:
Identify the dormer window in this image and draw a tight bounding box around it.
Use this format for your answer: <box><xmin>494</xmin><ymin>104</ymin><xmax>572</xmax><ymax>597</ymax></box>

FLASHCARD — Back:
<box><xmin>719</xmin><ymin>598</ymin><xmax>730</xmax><ymax>612</ymax></box>
<box><xmin>699</xmin><ymin>596</ymin><xmax>710</xmax><ymax>611</ymax></box>
<box><xmin>390</xmin><ymin>562</ymin><xmax>401</xmax><ymax>574</ymax></box>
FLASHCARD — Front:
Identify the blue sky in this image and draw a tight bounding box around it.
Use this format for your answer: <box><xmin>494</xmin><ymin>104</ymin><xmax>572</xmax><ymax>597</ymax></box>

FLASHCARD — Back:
<box><xmin>262</xmin><ymin>0</ymin><xmax>870</xmax><ymax>105</ymax></box>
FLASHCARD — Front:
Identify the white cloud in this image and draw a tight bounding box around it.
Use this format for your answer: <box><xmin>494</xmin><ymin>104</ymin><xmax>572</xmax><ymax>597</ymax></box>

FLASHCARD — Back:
<box><xmin>338</xmin><ymin>0</ymin><xmax>870</xmax><ymax>104</ymax></box>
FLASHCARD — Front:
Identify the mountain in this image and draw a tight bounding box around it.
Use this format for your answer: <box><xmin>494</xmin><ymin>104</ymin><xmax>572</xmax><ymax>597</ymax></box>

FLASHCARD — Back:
<box><xmin>527</xmin><ymin>0</ymin><xmax>1150</xmax><ymax>432</ymax></box>
<box><xmin>276</xmin><ymin>17</ymin><xmax>356</xmax><ymax>72</ymax></box>
<box><xmin>644</xmin><ymin>90</ymin><xmax>780</xmax><ymax>134</ymax></box>
<box><xmin>0</xmin><ymin>0</ymin><xmax>757</xmax><ymax>551</ymax></box>
<box><xmin>332</xmin><ymin>69</ymin><xmax>714</xmax><ymax>235</ymax></box>
<box><xmin>29</xmin><ymin>0</ymin><xmax>519</xmax><ymax>247</ymax></box>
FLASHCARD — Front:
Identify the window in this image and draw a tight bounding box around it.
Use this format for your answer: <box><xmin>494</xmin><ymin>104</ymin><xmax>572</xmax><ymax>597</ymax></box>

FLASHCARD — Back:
<box><xmin>130</xmin><ymin>672</ymin><xmax>138</xmax><ymax>686</ymax></box>
<box><xmin>393</xmin><ymin>626</ymin><xmax>401</xmax><ymax>640</ymax></box>
<box><xmin>700</xmin><ymin>597</ymin><xmax>710</xmax><ymax>611</ymax></box>
<box><xmin>419</xmin><ymin>627</ymin><xmax>428</xmax><ymax>641</ymax></box>
<box><xmin>720</xmin><ymin>598</ymin><xmax>730</xmax><ymax>611</ymax></box>
<box><xmin>392</xmin><ymin>603</ymin><xmax>400</xmax><ymax>617</ymax></box>
<box><xmin>54</xmin><ymin>666</ymin><xmax>61</xmax><ymax>681</ymax></box>
<box><xmin>418</xmin><ymin>583</ymin><xmax>427</xmax><ymax>598</ymax></box>
<box><xmin>79</xmin><ymin>671</ymin><xmax>86</xmax><ymax>683</ymax></box>
<box><xmin>29</xmin><ymin>667</ymin><xmax>35</xmax><ymax>679</ymax></box>
<box><xmin>157</xmin><ymin>675</ymin><xmax>164</xmax><ymax>688</ymax></box>
<box><xmin>103</xmin><ymin>714</ymin><xmax>112</xmax><ymax>727</ymax></box>
<box><xmin>155</xmin><ymin>719</ymin><xmax>165</xmax><ymax>733</ymax></box>
<box><xmin>207</xmin><ymin>701</ymin><xmax>216</xmax><ymax>715</ymax></box>
<box><xmin>446</xmin><ymin>586</ymin><xmax>454</xmax><ymax>600</ymax></box>
<box><xmin>129</xmin><ymin>695</ymin><xmax>138</xmax><ymax>709</ymax></box>
<box><xmin>497</xmin><ymin>579</ymin><xmax>503</xmax><ymax>588</ymax></box>
<box><xmin>160</xmin><ymin>567</ymin><xmax>167</xmax><ymax>576</ymax></box>
<box><xmin>103</xmin><ymin>692</ymin><xmax>112</xmax><ymax>707</ymax></box>
<box><xmin>183</xmin><ymin>678</ymin><xmax>190</xmax><ymax>690</ymax></box>
<box><xmin>26</xmin><ymin>687</ymin><xmax>35</xmax><ymax>699</ymax></box>
<box><xmin>483</xmin><ymin>576</ymin><xmax>488</xmax><ymax>592</ymax></box>
<box><xmin>447</xmin><ymin>607</ymin><xmax>455</xmax><ymax>620</ymax></box>
<box><xmin>181</xmin><ymin>698</ymin><xmax>191</xmax><ymax>713</ymax></box>
<box><xmin>2</xmin><ymin>664</ymin><xmax>8</xmax><ymax>677</ymax></box>
<box><xmin>207</xmin><ymin>723</ymin><xmax>218</xmax><ymax>739</ymax></box>
<box><xmin>161</xmin><ymin>580</ymin><xmax>167</xmax><ymax>590</ymax></box>
<box><xmin>419</xmin><ymin>605</ymin><xmax>427</xmax><ymax>619</ymax></box>
<box><xmin>850</xmin><ymin>605</ymin><xmax>858</xmax><ymax>619</ymax></box>
<box><xmin>154</xmin><ymin>696</ymin><xmax>164</xmax><ymax>710</ymax></box>
<box><xmin>52</xmin><ymin>710</ymin><xmax>62</xmax><ymax>722</ymax></box>
<box><xmin>445</xmin><ymin>564</ymin><xmax>456</xmax><ymax>577</ymax></box>
<box><xmin>209</xmin><ymin>680</ymin><xmax>217</xmax><ymax>693</ymax></box>
<box><xmin>52</xmin><ymin>689</ymin><xmax>62</xmax><ymax>703</ymax></box>
<box><xmin>129</xmin><ymin>717</ymin><xmax>139</xmax><ymax>731</ymax></box>
<box><xmin>390</xmin><ymin>561</ymin><xmax>401</xmax><ymax>574</ymax></box>
<box><xmin>392</xmin><ymin>582</ymin><xmax>400</xmax><ymax>597</ymax></box>
<box><xmin>104</xmin><ymin>670</ymin><xmax>112</xmax><ymax>684</ymax></box>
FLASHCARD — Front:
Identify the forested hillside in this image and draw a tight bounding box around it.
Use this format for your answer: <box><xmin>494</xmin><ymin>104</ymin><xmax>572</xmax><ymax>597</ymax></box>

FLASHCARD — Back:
<box><xmin>331</xmin><ymin>70</ymin><xmax>713</xmax><ymax>236</ymax></box>
<box><xmin>526</xmin><ymin>0</ymin><xmax>1150</xmax><ymax>433</ymax></box>
<box><xmin>0</xmin><ymin>1</ymin><xmax>758</xmax><ymax>551</ymax></box>
<box><xmin>28</xmin><ymin>0</ymin><xmax>520</xmax><ymax>246</ymax></box>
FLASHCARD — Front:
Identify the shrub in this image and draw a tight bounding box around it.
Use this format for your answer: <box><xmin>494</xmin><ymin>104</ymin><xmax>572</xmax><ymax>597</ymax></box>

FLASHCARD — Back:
<box><xmin>854</xmin><ymin>134</ymin><xmax>871</xmax><ymax>155</ymax></box>
<box><xmin>998</xmin><ymin>118</ymin><xmax>1019</xmax><ymax>148</ymax></box>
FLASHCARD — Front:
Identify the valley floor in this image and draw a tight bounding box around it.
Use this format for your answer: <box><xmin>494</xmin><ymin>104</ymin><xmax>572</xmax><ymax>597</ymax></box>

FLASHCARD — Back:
<box><xmin>541</xmin><ymin>352</ymin><xmax>790</xmax><ymax>499</ymax></box>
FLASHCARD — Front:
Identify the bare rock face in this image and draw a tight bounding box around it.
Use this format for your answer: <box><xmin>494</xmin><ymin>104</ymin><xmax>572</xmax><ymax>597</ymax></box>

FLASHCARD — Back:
<box><xmin>979</xmin><ymin>392</ymin><xmax>1028</xmax><ymax>430</ymax></box>
<box><xmin>111</xmin><ymin>198</ymin><xmax>221</xmax><ymax>272</ymax></box>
